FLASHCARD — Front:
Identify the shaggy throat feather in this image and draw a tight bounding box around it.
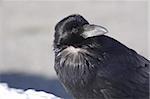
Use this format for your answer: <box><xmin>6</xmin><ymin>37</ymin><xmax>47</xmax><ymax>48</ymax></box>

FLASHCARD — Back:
<box><xmin>57</xmin><ymin>46</ymin><xmax>90</xmax><ymax>68</ymax></box>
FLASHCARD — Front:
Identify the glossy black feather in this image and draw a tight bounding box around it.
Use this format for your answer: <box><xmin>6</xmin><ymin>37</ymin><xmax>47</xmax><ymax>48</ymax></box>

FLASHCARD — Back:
<box><xmin>54</xmin><ymin>14</ymin><xmax>150</xmax><ymax>99</ymax></box>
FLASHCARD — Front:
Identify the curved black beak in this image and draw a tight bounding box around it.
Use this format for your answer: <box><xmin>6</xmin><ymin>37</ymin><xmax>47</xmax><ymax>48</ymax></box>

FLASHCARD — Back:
<box><xmin>81</xmin><ymin>24</ymin><xmax>108</xmax><ymax>39</ymax></box>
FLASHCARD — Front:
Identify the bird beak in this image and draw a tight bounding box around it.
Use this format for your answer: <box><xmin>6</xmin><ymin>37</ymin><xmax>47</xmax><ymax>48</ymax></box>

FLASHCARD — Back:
<box><xmin>81</xmin><ymin>24</ymin><xmax>108</xmax><ymax>39</ymax></box>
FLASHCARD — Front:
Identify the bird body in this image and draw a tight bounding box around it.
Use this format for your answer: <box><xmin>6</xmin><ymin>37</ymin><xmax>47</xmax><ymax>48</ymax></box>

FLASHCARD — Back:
<box><xmin>54</xmin><ymin>14</ymin><xmax>149</xmax><ymax>99</ymax></box>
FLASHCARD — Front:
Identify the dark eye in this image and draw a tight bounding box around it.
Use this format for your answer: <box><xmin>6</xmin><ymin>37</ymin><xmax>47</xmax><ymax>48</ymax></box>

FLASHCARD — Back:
<box><xmin>72</xmin><ymin>28</ymin><xmax>78</xmax><ymax>33</ymax></box>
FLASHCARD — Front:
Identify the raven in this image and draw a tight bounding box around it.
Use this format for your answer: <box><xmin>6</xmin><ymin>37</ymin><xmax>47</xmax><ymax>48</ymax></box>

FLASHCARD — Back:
<box><xmin>53</xmin><ymin>14</ymin><xmax>149</xmax><ymax>99</ymax></box>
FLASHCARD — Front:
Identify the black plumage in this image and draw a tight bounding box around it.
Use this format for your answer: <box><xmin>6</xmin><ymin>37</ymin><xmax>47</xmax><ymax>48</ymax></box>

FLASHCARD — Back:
<box><xmin>53</xmin><ymin>14</ymin><xmax>149</xmax><ymax>99</ymax></box>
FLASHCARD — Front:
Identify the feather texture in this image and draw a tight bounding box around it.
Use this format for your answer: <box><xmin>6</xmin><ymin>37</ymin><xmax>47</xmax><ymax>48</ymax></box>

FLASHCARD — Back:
<box><xmin>54</xmin><ymin>14</ymin><xmax>149</xmax><ymax>99</ymax></box>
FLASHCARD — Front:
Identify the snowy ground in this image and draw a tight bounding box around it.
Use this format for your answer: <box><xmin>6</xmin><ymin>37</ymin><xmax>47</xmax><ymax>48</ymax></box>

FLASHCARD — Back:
<box><xmin>0</xmin><ymin>73</ymin><xmax>71</xmax><ymax>98</ymax></box>
<box><xmin>0</xmin><ymin>83</ymin><xmax>62</xmax><ymax>99</ymax></box>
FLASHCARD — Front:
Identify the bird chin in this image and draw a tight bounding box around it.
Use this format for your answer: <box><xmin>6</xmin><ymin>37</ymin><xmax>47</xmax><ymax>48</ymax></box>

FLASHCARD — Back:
<box><xmin>56</xmin><ymin>45</ymin><xmax>91</xmax><ymax>70</ymax></box>
<box><xmin>57</xmin><ymin>46</ymin><xmax>88</xmax><ymax>57</ymax></box>
<box><xmin>64</xmin><ymin>46</ymin><xmax>81</xmax><ymax>54</ymax></box>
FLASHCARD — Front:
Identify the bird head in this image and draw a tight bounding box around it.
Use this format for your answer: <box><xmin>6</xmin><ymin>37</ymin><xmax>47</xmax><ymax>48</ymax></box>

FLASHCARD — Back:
<box><xmin>54</xmin><ymin>14</ymin><xmax>108</xmax><ymax>48</ymax></box>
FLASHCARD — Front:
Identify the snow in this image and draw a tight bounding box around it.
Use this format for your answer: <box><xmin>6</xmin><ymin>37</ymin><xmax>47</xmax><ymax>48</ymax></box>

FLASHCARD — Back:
<box><xmin>0</xmin><ymin>83</ymin><xmax>62</xmax><ymax>99</ymax></box>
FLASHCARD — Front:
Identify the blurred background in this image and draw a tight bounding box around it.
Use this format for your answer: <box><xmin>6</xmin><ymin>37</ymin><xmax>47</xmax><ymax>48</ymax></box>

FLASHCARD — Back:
<box><xmin>0</xmin><ymin>0</ymin><xmax>149</xmax><ymax>99</ymax></box>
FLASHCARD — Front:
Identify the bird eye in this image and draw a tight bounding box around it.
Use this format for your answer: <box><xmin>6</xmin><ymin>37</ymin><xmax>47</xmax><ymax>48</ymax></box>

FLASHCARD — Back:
<box><xmin>72</xmin><ymin>28</ymin><xmax>78</xmax><ymax>33</ymax></box>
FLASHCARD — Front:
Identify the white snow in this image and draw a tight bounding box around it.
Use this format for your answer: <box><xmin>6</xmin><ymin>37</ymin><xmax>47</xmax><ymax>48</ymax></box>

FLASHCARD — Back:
<box><xmin>0</xmin><ymin>83</ymin><xmax>62</xmax><ymax>99</ymax></box>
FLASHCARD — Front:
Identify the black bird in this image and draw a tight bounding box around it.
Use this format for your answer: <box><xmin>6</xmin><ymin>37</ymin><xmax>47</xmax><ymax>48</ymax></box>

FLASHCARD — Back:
<box><xmin>53</xmin><ymin>14</ymin><xmax>149</xmax><ymax>99</ymax></box>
